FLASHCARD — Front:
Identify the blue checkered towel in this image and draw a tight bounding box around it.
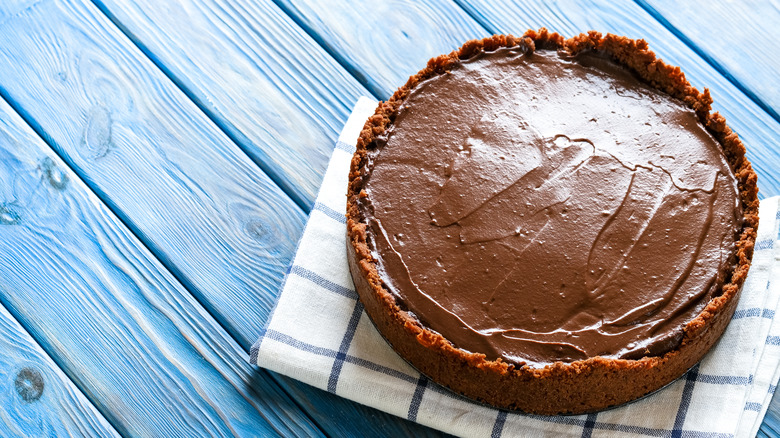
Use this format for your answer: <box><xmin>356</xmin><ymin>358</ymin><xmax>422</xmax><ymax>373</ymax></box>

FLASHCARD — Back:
<box><xmin>251</xmin><ymin>97</ymin><xmax>780</xmax><ymax>437</ymax></box>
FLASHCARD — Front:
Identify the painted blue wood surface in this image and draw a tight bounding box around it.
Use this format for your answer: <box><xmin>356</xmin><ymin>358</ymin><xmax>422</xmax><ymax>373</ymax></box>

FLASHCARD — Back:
<box><xmin>0</xmin><ymin>299</ymin><xmax>117</xmax><ymax>437</ymax></box>
<box><xmin>762</xmin><ymin>388</ymin><xmax>780</xmax><ymax>438</ymax></box>
<box><xmin>0</xmin><ymin>0</ymin><xmax>307</xmax><ymax>351</ymax></box>
<box><xmin>0</xmin><ymin>69</ymin><xmax>321</xmax><ymax>437</ymax></box>
<box><xmin>91</xmin><ymin>0</ymin><xmax>367</xmax><ymax>210</ymax></box>
<box><xmin>0</xmin><ymin>0</ymin><xmax>448</xmax><ymax>436</ymax></box>
<box><xmin>82</xmin><ymin>1</ymin><xmax>453</xmax><ymax>436</ymax></box>
<box><xmin>274</xmin><ymin>0</ymin><xmax>491</xmax><ymax>98</ymax></box>
<box><xmin>638</xmin><ymin>0</ymin><xmax>780</xmax><ymax>120</ymax></box>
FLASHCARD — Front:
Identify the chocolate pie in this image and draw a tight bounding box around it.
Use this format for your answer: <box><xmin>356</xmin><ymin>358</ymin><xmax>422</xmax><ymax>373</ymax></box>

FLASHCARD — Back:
<box><xmin>346</xmin><ymin>30</ymin><xmax>758</xmax><ymax>415</ymax></box>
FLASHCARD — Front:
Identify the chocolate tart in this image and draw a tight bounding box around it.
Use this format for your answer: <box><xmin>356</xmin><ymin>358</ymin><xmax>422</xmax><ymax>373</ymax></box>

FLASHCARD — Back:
<box><xmin>346</xmin><ymin>29</ymin><xmax>759</xmax><ymax>415</ymax></box>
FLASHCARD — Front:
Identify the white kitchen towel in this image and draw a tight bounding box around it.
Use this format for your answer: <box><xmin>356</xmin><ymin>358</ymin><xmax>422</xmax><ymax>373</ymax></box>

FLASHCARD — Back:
<box><xmin>251</xmin><ymin>96</ymin><xmax>780</xmax><ymax>438</ymax></box>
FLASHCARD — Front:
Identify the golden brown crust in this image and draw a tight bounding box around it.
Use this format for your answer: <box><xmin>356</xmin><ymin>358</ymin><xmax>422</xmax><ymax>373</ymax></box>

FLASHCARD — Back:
<box><xmin>345</xmin><ymin>29</ymin><xmax>759</xmax><ymax>415</ymax></box>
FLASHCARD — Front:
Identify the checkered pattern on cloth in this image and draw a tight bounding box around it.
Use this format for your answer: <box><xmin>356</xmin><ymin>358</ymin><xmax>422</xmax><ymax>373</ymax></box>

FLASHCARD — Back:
<box><xmin>251</xmin><ymin>97</ymin><xmax>780</xmax><ymax>437</ymax></box>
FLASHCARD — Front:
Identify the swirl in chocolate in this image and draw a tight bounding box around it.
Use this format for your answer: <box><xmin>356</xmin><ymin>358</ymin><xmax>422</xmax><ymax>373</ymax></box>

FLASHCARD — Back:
<box><xmin>358</xmin><ymin>48</ymin><xmax>742</xmax><ymax>366</ymax></box>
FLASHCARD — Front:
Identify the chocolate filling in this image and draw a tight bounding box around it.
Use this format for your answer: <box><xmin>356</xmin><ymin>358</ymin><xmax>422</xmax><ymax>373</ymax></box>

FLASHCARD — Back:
<box><xmin>357</xmin><ymin>48</ymin><xmax>742</xmax><ymax>366</ymax></box>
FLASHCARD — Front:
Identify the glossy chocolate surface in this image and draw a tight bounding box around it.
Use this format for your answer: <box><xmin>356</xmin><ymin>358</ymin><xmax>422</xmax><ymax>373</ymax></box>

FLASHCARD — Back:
<box><xmin>358</xmin><ymin>48</ymin><xmax>741</xmax><ymax>366</ymax></box>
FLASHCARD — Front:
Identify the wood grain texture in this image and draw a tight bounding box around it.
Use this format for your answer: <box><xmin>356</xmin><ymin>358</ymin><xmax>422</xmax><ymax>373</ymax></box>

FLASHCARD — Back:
<box><xmin>274</xmin><ymin>0</ymin><xmax>491</xmax><ymax>98</ymax></box>
<box><xmin>84</xmin><ymin>0</ymin><xmax>455</xmax><ymax>435</ymax></box>
<box><xmin>0</xmin><ymin>301</ymin><xmax>118</xmax><ymax>437</ymax></box>
<box><xmin>637</xmin><ymin>0</ymin><xmax>780</xmax><ymax>119</ymax></box>
<box><xmin>0</xmin><ymin>0</ymin><xmax>305</xmax><ymax>351</ymax></box>
<box><xmin>0</xmin><ymin>1</ymin><xmax>451</xmax><ymax>436</ymax></box>
<box><xmin>91</xmin><ymin>0</ymin><xmax>367</xmax><ymax>209</ymax></box>
<box><xmin>0</xmin><ymin>96</ymin><xmax>321</xmax><ymax>436</ymax></box>
<box><xmin>453</xmin><ymin>0</ymin><xmax>780</xmax><ymax>200</ymax></box>
<box><xmin>764</xmin><ymin>387</ymin><xmax>780</xmax><ymax>438</ymax></box>
<box><xmin>278</xmin><ymin>379</ymin><xmax>452</xmax><ymax>438</ymax></box>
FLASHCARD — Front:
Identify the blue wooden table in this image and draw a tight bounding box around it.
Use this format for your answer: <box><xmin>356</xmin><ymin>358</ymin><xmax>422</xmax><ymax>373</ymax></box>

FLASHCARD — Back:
<box><xmin>0</xmin><ymin>0</ymin><xmax>778</xmax><ymax>436</ymax></box>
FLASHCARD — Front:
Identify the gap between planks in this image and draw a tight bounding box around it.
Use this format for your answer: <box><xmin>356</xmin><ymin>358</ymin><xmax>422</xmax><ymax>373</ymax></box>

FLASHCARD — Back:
<box><xmin>89</xmin><ymin>0</ymin><xmax>315</xmax><ymax>214</ymax></box>
<box><xmin>72</xmin><ymin>1</ymin><xmax>455</xmax><ymax>436</ymax></box>
<box><xmin>0</xmin><ymin>289</ymin><xmax>119</xmax><ymax>437</ymax></box>
<box><xmin>0</xmin><ymin>0</ymin><xmax>327</xmax><ymax>429</ymax></box>
<box><xmin>632</xmin><ymin>0</ymin><xmax>780</xmax><ymax>126</ymax></box>
<box><xmin>0</xmin><ymin>0</ymin><xmax>378</xmax><ymax>434</ymax></box>
<box><xmin>0</xmin><ymin>52</ymin><xmax>330</xmax><ymax>438</ymax></box>
<box><xmin>0</xmin><ymin>89</ymin><xmax>325</xmax><ymax>437</ymax></box>
<box><xmin>268</xmin><ymin>0</ymin><xmax>386</xmax><ymax>100</ymax></box>
<box><xmin>76</xmin><ymin>1</ymin><xmax>376</xmax><ymax>434</ymax></box>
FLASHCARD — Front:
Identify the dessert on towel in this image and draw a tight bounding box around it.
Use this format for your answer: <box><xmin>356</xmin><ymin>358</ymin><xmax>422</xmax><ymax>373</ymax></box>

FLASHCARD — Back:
<box><xmin>346</xmin><ymin>30</ymin><xmax>758</xmax><ymax>414</ymax></box>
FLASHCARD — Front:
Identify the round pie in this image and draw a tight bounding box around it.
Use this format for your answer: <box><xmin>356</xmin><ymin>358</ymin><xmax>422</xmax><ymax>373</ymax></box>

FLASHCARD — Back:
<box><xmin>346</xmin><ymin>29</ymin><xmax>759</xmax><ymax>415</ymax></box>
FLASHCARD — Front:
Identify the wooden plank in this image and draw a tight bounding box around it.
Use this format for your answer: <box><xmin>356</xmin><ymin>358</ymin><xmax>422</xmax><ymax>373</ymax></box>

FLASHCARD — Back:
<box><xmin>0</xmin><ymin>302</ymin><xmax>118</xmax><ymax>437</ymax></box>
<box><xmin>763</xmin><ymin>388</ymin><xmax>780</xmax><ymax>438</ymax></box>
<box><xmin>0</xmin><ymin>0</ymin><xmax>448</xmax><ymax>436</ymax></box>
<box><xmin>0</xmin><ymin>96</ymin><xmax>321</xmax><ymax>436</ymax></box>
<box><xmin>274</xmin><ymin>0</ymin><xmax>491</xmax><ymax>98</ymax></box>
<box><xmin>636</xmin><ymin>0</ymin><xmax>780</xmax><ymax>119</ymax></box>
<box><xmin>86</xmin><ymin>0</ymin><xmax>452</xmax><ymax>436</ymax></box>
<box><xmin>0</xmin><ymin>0</ymin><xmax>304</xmax><ymax>351</ymax></box>
<box><xmin>91</xmin><ymin>0</ymin><xmax>367</xmax><ymax>209</ymax></box>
